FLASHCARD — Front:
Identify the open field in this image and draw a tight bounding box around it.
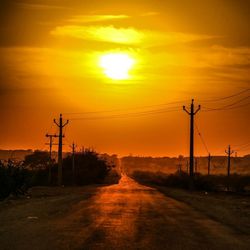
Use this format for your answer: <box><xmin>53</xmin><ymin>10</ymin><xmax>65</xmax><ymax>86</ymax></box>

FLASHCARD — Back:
<box><xmin>0</xmin><ymin>175</ymin><xmax>250</xmax><ymax>250</ymax></box>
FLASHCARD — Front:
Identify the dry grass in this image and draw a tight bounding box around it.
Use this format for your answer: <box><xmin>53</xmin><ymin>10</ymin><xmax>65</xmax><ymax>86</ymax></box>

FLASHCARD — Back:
<box><xmin>157</xmin><ymin>187</ymin><xmax>250</xmax><ymax>234</ymax></box>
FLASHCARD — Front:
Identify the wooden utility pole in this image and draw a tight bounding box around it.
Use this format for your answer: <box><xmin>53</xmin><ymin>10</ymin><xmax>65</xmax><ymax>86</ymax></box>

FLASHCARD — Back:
<box><xmin>54</xmin><ymin>114</ymin><xmax>69</xmax><ymax>186</ymax></box>
<box><xmin>207</xmin><ymin>153</ymin><xmax>211</xmax><ymax>175</ymax></box>
<box><xmin>176</xmin><ymin>163</ymin><xmax>182</xmax><ymax>174</ymax></box>
<box><xmin>183</xmin><ymin>99</ymin><xmax>201</xmax><ymax>177</ymax></box>
<box><xmin>45</xmin><ymin>133</ymin><xmax>58</xmax><ymax>184</ymax></box>
<box><xmin>225</xmin><ymin>145</ymin><xmax>234</xmax><ymax>177</ymax></box>
<box><xmin>70</xmin><ymin>142</ymin><xmax>76</xmax><ymax>185</ymax></box>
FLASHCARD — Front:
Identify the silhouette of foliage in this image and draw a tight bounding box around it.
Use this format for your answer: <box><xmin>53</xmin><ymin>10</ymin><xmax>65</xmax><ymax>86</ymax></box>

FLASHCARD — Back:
<box><xmin>63</xmin><ymin>150</ymin><xmax>112</xmax><ymax>185</ymax></box>
<box><xmin>23</xmin><ymin>150</ymin><xmax>50</xmax><ymax>170</ymax></box>
<box><xmin>0</xmin><ymin>161</ymin><xmax>31</xmax><ymax>200</ymax></box>
<box><xmin>0</xmin><ymin>149</ymin><xmax>117</xmax><ymax>199</ymax></box>
<box><xmin>131</xmin><ymin>171</ymin><xmax>250</xmax><ymax>193</ymax></box>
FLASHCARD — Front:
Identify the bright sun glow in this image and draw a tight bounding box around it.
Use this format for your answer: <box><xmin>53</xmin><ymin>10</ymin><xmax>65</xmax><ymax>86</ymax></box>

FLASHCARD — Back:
<box><xmin>99</xmin><ymin>53</ymin><xmax>135</xmax><ymax>80</ymax></box>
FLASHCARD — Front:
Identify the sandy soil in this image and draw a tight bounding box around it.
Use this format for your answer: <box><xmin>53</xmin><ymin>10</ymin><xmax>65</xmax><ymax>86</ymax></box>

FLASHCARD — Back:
<box><xmin>0</xmin><ymin>175</ymin><xmax>249</xmax><ymax>250</ymax></box>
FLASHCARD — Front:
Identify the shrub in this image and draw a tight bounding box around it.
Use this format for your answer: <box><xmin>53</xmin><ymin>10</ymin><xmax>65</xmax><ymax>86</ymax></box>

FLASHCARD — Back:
<box><xmin>131</xmin><ymin>170</ymin><xmax>250</xmax><ymax>193</ymax></box>
<box><xmin>0</xmin><ymin>161</ymin><xmax>31</xmax><ymax>200</ymax></box>
<box><xmin>225</xmin><ymin>174</ymin><xmax>250</xmax><ymax>192</ymax></box>
<box><xmin>62</xmin><ymin>150</ymin><xmax>112</xmax><ymax>185</ymax></box>
<box><xmin>23</xmin><ymin>150</ymin><xmax>50</xmax><ymax>170</ymax></box>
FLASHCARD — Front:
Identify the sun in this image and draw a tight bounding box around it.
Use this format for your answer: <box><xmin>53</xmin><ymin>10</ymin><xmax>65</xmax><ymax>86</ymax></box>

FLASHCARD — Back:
<box><xmin>99</xmin><ymin>53</ymin><xmax>135</xmax><ymax>80</ymax></box>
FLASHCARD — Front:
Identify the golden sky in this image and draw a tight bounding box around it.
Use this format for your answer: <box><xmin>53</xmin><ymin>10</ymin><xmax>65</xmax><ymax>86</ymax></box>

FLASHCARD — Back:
<box><xmin>0</xmin><ymin>0</ymin><xmax>249</xmax><ymax>156</ymax></box>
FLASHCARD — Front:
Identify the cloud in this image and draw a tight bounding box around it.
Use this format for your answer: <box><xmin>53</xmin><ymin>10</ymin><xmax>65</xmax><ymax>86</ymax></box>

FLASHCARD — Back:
<box><xmin>198</xmin><ymin>46</ymin><xmax>250</xmax><ymax>67</ymax></box>
<box><xmin>140</xmin><ymin>12</ymin><xmax>159</xmax><ymax>17</ymax></box>
<box><xmin>15</xmin><ymin>3</ymin><xmax>68</xmax><ymax>10</ymax></box>
<box><xmin>144</xmin><ymin>45</ymin><xmax>250</xmax><ymax>68</ymax></box>
<box><xmin>68</xmin><ymin>15</ymin><xmax>130</xmax><ymax>23</ymax></box>
<box><xmin>51</xmin><ymin>25</ymin><xmax>214</xmax><ymax>46</ymax></box>
<box><xmin>51</xmin><ymin>25</ymin><xmax>143</xmax><ymax>45</ymax></box>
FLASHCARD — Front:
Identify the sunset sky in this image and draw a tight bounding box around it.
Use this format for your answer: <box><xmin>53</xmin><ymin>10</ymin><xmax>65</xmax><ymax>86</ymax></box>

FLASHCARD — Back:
<box><xmin>0</xmin><ymin>0</ymin><xmax>249</xmax><ymax>156</ymax></box>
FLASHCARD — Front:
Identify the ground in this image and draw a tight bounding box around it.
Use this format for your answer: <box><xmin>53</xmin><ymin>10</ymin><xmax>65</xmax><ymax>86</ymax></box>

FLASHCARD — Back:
<box><xmin>0</xmin><ymin>175</ymin><xmax>249</xmax><ymax>250</ymax></box>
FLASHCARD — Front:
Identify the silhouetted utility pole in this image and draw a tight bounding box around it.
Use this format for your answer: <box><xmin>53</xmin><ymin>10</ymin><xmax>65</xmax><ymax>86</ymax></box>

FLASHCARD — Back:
<box><xmin>70</xmin><ymin>142</ymin><xmax>76</xmax><ymax>185</ymax></box>
<box><xmin>208</xmin><ymin>153</ymin><xmax>211</xmax><ymax>175</ymax></box>
<box><xmin>176</xmin><ymin>163</ymin><xmax>182</xmax><ymax>174</ymax></box>
<box><xmin>45</xmin><ymin>133</ymin><xmax>58</xmax><ymax>184</ymax></box>
<box><xmin>225</xmin><ymin>145</ymin><xmax>234</xmax><ymax>177</ymax></box>
<box><xmin>54</xmin><ymin>114</ymin><xmax>69</xmax><ymax>186</ymax></box>
<box><xmin>183</xmin><ymin>99</ymin><xmax>201</xmax><ymax>177</ymax></box>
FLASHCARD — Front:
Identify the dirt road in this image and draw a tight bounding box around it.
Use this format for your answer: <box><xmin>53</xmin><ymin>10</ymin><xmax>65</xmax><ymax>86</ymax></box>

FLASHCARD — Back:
<box><xmin>1</xmin><ymin>175</ymin><xmax>249</xmax><ymax>250</ymax></box>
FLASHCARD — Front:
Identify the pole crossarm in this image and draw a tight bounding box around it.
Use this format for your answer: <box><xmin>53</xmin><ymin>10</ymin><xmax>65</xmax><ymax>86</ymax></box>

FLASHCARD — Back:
<box><xmin>53</xmin><ymin>119</ymin><xmax>59</xmax><ymax>127</ymax></box>
<box><xmin>183</xmin><ymin>106</ymin><xmax>191</xmax><ymax>115</ymax></box>
<box><xmin>225</xmin><ymin>149</ymin><xmax>234</xmax><ymax>155</ymax></box>
<box><xmin>46</xmin><ymin>133</ymin><xmax>58</xmax><ymax>138</ymax></box>
<box><xmin>194</xmin><ymin>105</ymin><xmax>201</xmax><ymax>114</ymax></box>
<box><xmin>62</xmin><ymin>120</ymin><xmax>69</xmax><ymax>128</ymax></box>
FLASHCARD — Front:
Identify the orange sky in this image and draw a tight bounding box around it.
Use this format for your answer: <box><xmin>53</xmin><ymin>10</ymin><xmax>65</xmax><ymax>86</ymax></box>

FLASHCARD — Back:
<box><xmin>0</xmin><ymin>0</ymin><xmax>249</xmax><ymax>156</ymax></box>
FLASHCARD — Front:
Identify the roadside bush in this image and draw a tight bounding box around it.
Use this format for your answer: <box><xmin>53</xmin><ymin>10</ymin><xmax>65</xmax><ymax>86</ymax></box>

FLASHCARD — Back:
<box><xmin>224</xmin><ymin>174</ymin><xmax>250</xmax><ymax>192</ymax></box>
<box><xmin>0</xmin><ymin>161</ymin><xmax>31</xmax><ymax>200</ymax></box>
<box><xmin>131</xmin><ymin>171</ymin><xmax>167</xmax><ymax>186</ymax></box>
<box><xmin>63</xmin><ymin>150</ymin><xmax>112</xmax><ymax>185</ymax></box>
<box><xmin>30</xmin><ymin>169</ymin><xmax>50</xmax><ymax>186</ymax></box>
<box><xmin>23</xmin><ymin>150</ymin><xmax>50</xmax><ymax>170</ymax></box>
<box><xmin>131</xmin><ymin>170</ymin><xmax>250</xmax><ymax>193</ymax></box>
<box><xmin>192</xmin><ymin>174</ymin><xmax>218</xmax><ymax>191</ymax></box>
<box><xmin>165</xmin><ymin>171</ymin><xmax>190</xmax><ymax>189</ymax></box>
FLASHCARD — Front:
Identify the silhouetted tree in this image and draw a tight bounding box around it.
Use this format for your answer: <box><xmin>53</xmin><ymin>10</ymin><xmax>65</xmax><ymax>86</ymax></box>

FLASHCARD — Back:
<box><xmin>0</xmin><ymin>161</ymin><xmax>30</xmax><ymax>199</ymax></box>
<box><xmin>23</xmin><ymin>150</ymin><xmax>50</xmax><ymax>170</ymax></box>
<box><xmin>63</xmin><ymin>150</ymin><xmax>112</xmax><ymax>185</ymax></box>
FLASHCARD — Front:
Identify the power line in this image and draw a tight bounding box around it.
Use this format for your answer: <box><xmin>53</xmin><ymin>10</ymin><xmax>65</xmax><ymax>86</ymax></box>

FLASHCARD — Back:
<box><xmin>70</xmin><ymin>107</ymin><xmax>180</xmax><ymax>121</ymax></box>
<box><xmin>235</xmin><ymin>142</ymin><xmax>250</xmax><ymax>151</ymax></box>
<box><xmin>63</xmin><ymin>99</ymin><xmax>189</xmax><ymax>116</ymax></box>
<box><xmin>61</xmin><ymin>89</ymin><xmax>250</xmax><ymax>121</ymax></box>
<box><xmin>203</xmin><ymin>98</ymin><xmax>250</xmax><ymax>112</ymax></box>
<box><xmin>68</xmin><ymin>100</ymin><xmax>249</xmax><ymax>120</ymax></box>
<box><xmin>203</xmin><ymin>96</ymin><xmax>249</xmax><ymax>110</ymax></box>
<box><xmin>199</xmin><ymin>88</ymin><xmax>249</xmax><ymax>103</ymax></box>
<box><xmin>233</xmin><ymin>141</ymin><xmax>250</xmax><ymax>148</ymax></box>
<box><xmin>194</xmin><ymin>122</ymin><xmax>209</xmax><ymax>154</ymax></box>
<box><xmin>45</xmin><ymin>120</ymin><xmax>56</xmax><ymax>135</ymax></box>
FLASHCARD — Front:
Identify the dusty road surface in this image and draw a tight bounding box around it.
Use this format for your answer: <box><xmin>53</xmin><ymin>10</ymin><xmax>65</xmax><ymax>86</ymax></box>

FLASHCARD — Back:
<box><xmin>1</xmin><ymin>175</ymin><xmax>249</xmax><ymax>250</ymax></box>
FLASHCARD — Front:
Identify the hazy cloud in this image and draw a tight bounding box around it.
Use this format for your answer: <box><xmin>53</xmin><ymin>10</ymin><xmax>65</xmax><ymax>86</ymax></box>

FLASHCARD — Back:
<box><xmin>140</xmin><ymin>12</ymin><xmax>159</xmax><ymax>17</ymax></box>
<box><xmin>68</xmin><ymin>15</ymin><xmax>130</xmax><ymax>24</ymax></box>
<box><xmin>51</xmin><ymin>25</ymin><xmax>215</xmax><ymax>46</ymax></box>
<box><xmin>15</xmin><ymin>2</ymin><xmax>68</xmax><ymax>10</ymax></box>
